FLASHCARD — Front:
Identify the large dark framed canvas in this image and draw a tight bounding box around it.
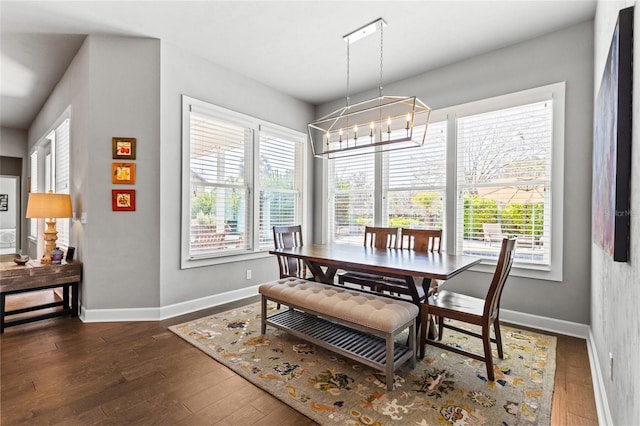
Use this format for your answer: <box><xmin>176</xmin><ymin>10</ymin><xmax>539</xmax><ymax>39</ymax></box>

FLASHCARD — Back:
<box><xmin>593</xmin><ymin>6</ymin><xmax>633</xmax><ymax>262</ymax></box>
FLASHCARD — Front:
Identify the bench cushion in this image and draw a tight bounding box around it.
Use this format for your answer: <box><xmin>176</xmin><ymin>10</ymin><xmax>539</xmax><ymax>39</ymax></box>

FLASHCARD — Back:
<box><xmin>259</xmin><ymin>277</ymin><xmax>419</xmax><ymax>333</ymax></box>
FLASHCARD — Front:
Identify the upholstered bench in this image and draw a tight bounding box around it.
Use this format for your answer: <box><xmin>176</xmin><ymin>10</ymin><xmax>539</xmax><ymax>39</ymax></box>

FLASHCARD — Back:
<box><xmin>259</xmin><ymin>277</ymin><xmax>419</xmax><ymax>390</ymax></box>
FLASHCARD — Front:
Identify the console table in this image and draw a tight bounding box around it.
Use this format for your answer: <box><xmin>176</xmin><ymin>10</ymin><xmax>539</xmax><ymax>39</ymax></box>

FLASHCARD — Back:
<box><xmin>0</xmin><ymin>259</ymin><xmax>82</xmax><ymax>333</ymax></box>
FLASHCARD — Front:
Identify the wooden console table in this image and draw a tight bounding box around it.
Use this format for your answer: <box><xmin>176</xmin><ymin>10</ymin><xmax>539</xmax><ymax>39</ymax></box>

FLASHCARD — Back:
<box><xmin>0</xmin><ymin>259</ymin><xmax>82</xmax><ymax>333</ymax></box>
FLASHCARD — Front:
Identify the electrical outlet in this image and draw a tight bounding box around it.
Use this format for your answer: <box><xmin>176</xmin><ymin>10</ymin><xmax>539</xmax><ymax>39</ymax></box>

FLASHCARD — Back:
<box><xmin>246</xmin><ymin>269</ymin><xmax>252</xmax><ymax>280</ymax></box>
<box><xmin>609</xmin><ymin>352</ymin><xmax>614</xmax><ymax>381</ymax></box>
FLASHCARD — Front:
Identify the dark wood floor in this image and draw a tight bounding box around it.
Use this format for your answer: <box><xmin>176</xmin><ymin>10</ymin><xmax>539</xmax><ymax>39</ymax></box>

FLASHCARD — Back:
<box><xmin>1</xmin><ymin>291</ymin><xmax>598</xmax><ymax>425</ymax></box>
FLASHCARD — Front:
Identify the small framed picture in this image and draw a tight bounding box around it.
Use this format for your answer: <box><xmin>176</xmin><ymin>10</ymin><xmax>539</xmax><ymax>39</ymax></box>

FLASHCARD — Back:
<box><xmin>112</xmin><ymin>189</ymin><xmax>136</xmax><ymax>211</ymax></box>
<box><xmin>112</xmin><ymin>137</ymin><xmax>136</xmax><ymax>160</ymax></box>
<box><xmin>112</xmin><ymin>163</ymin><xmax>136</xmax><ymax>184</ymax></box>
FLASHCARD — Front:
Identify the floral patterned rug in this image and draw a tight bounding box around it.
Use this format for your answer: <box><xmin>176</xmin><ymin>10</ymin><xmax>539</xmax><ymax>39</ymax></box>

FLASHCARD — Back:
<box><xmin>169</xmin><ymin>302</ymin><xmax>556</xmax><ymax>425</ymax></box>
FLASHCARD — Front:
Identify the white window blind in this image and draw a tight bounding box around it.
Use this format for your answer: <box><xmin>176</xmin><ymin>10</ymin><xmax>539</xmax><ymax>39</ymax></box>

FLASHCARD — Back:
<box><xmin>29</xmin><ymin>151</ymin><xmax>38</xmax><ymax>238</ymax></box>
<box><xmin>456</xmin><ymin>100</ymin><xmax>552</xmax><ymax>265</ymax></box>
<box><xmin>55</xmin><ymin>119</ymin><xmax>70</xmax><ymax>248</ymax></box>
<box><xmin>328</xmin><ymin>151</ymin><xmax>375</xmax><ymax>244</ymax></box>
<box><xmin>385</xmin><ymin>121</ymin><xmax>447</xmax><ymax>237</ymax></box>
<box><xmin>189</xmin><ymin>111</ymin><xmax>252</xmax><ymax>257</ymax></box>
<box><xmin>258</xmin><ymin>126</ymin><xmax>304</xmax><ymax>250</ymax></box>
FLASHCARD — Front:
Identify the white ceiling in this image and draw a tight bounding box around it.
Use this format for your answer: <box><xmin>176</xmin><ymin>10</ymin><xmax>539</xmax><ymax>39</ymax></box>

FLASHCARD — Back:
<box><xmin>1</xmin><ymin>1</ymin><xmax>596</xmax><ymax>130</ymax></box>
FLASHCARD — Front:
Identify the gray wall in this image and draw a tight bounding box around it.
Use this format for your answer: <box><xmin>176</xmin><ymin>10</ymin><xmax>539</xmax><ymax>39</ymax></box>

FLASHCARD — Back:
<box><xmin>28</xmin><ymin>35</ymin><xmax>162</xmax><ymax>310</ymax></box>
<box><xmin>315</xmin><ymin>21</ymin><xmax>594</xmax><ymax>324</ymax></box>
<box><xmin>592</xmin><ymin>1</ymin><xmax>639</xmax><ymax>424</ymax></box>
<box><xmin>159</xmin><ymin>42</ymin><xmax>315</xmax><ymax>306</ymax></box>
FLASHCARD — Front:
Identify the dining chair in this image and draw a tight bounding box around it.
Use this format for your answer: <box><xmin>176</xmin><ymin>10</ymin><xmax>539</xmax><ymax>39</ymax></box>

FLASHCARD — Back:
<box><xmin>419</xmin><ymin>237</ymin><xmax>517</xmax><ymax>381</ymax></box>
<box><xmin>337</xmin><ymin>226</ymin><xmax>398</xmax><ymax>291</ymax></box>
<box><xmin>272</xmin><ymin>225</ymin><xmax>310</xmax><ymax>280</ymax></box>
<box><xmin>376</xmin><ymin>228</ymin><xmax>443</xmax><ymax>301</ymax></box>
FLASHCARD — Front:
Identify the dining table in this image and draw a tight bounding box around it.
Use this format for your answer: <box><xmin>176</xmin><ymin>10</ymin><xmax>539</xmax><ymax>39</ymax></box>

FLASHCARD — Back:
<box><xmin>269</xmin><ymin>243</ymin><xmax>481</xmax><ymax>339</ymax></box>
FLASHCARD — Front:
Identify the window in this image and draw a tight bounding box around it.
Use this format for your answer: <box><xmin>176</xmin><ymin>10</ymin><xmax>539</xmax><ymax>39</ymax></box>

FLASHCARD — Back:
<box><xmin>456</xmin><ymin>102</ymin><xmax>551</xmax><ymax>265</ymax></box>
<box><xmin>29</xmin><ymin>117</ymin><xmax>70</xmax><ymax>247</ymax></box>
<box><xmin>384</xmin><ymin>121</ymin><xmax>447</xmax><ymax>235</ymax></box>
<box><xmin>258</xmin><ymin>126</ymin><xmax>305</xmax><ymax>250</ymax></box>
<box><xmin>29</xmin><ymin>151</ymin><xmax>38</xmax><ymax>239</ymax></box>
<box><xmin>326</xmin><ymin>83</ymin><xmax>564</xmax><ymax>280</ymax></box>
<box><xmin>182</xmin><ymin>96</ymin><xmax>306</xmax><ymax>268</ymax></box>
<box><xmin>328</xmin><ymin>151</ymin><xmax>375</xmax><ymax>244</ymax></box>
<box><xmin>54</xmin><ymin>119</ymin><xmax>70</xmax><ymax>247</ymax></box>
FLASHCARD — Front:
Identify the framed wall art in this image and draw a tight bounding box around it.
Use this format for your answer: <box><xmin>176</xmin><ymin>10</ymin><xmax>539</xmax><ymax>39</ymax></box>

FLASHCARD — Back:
<box><xmin>112</xmin><ymin>162</ymin><xmax>136</xmax><ymax>185</ymax></box>
<box><xmin>592</xmin><ymin>6</ymin><xmax>633</xmax><ymax>262</ymax></box>
<box><xmin>112</xmin><ymin>189</ymin><xmax>136</xmax><ymax>211</ymax></box>
<box><xmin>112</xmin><ymin>137</ymin><xmax>136</xmax><ymax>160</ymax></box>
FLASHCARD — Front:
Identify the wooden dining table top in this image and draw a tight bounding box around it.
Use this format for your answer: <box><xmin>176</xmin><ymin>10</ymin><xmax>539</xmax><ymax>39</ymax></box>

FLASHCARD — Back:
<box><xmin>269</xmin><ymin>244</ymin><xmax>481</xmax><ymax>281</ymax></box>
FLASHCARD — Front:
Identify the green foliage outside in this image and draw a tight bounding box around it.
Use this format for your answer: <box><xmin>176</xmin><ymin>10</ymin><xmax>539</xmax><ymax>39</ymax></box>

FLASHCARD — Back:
<box><xmin>388</xmin><ymin>217</ymin><xmax>421</xmax><ymax>228</ymax></box>
<box><xmin>192</xmin><ymin>192</ymin><xmax>216</xmax><ymax>224</ymax></box>
<box><xmin>464</xmin><ymin>196</ymin><xmax>544</xmax><ymax>240</ymax></box>
<box><xmin>464</xmin><ymin>197</ymin><xmax>499</xmax><ymax>239</ymax></box>
<box><xmin>501</xmin><ymin>202</ymin><xmax>544</xmax><ymax>238</ymax></box>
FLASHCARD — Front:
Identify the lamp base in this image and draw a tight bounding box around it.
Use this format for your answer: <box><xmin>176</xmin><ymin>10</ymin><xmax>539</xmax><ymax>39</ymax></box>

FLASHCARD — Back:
<box><xmin>43</xmin><ymin>220</ymin><xmax>58</xmax><ymax>264</ymax></box>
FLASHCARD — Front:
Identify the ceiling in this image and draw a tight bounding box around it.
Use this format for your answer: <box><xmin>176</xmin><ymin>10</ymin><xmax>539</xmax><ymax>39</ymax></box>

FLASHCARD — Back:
<box><xmin>1</xmin><ymin>1</ymin><xmax>596</xmax><ymax>130</ymax></box>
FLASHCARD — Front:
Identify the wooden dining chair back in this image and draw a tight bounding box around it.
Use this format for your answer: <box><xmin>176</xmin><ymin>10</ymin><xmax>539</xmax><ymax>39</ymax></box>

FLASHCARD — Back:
<box><xmin>338</xmin><ymin>226</ymin><xmax>398</xmax><ymax>291</ymax></box>
<box><xmin>364</xmin><ymin>226</ymin><xmax>399</xmax><ymax>249</ymax></box>
<box><xmin>399</xmin><ymin>228</ymin><xmax>442</xmax><ymax>253</ymax></box>
<box><xmin>419</xmin><ymin>237</ymin><xmax>517</xmax><ymax>381</ymax></box>
<box><xmin>377</xmin><ymin>228</ymin><xmax>443</xmax><ymax>301</ymax></box>
<box><xmin>272</xmin><ymin>225</ymin><xmax>307</xmax><ymax>279</ymax></box>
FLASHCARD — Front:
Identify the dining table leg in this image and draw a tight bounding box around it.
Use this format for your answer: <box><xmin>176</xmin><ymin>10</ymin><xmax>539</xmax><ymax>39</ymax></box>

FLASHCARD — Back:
<box><xmin>304</xmin><ymin>261</ymin><xmax>338</xmax><ymax>284</ymax></box>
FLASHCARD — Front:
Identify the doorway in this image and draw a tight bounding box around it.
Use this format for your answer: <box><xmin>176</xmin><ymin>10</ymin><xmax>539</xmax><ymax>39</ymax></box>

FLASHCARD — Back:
<box><xmin>0</xmin><ymin>175</ymin><xmax>20</xmax><ymax>255</ymax></box>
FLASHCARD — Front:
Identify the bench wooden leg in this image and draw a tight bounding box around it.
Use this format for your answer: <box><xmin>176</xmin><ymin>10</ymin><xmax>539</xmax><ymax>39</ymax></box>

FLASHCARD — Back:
<box><xmin>261</xmin><ymin>296</ymin><xmax>267</xmax><ymax>335</ymax></box>
<box><xmin>385</xmin><ymin>332</ymin><xmax>394</xmax><ymax>391</ymax></box>
<box><xmin>409</xmin><ymin>319</ymin><xmax>416</xmax><ymax>368</ymax></box>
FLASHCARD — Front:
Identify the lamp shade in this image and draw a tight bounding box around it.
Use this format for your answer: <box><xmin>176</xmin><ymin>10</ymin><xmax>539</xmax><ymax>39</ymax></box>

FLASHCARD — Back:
<box><xmin>26</xmin><ymin>192</ymin><xmax>73</xmax><ymax>219</ymax></box>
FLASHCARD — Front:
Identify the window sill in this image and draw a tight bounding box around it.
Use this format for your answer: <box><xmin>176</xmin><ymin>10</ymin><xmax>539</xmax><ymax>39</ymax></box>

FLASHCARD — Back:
<box><xmin>181</xmin><ymin>250</ymin><xmax>272</xmax><ymax>269</ymax></box>
<box><xmin>468</xmin><ymin>260</ymin><xmax>561</xmax><ymax>282</ymax></box>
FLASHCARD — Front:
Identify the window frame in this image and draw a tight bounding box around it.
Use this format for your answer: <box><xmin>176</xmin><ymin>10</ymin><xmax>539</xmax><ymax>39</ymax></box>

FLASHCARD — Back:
<box><xmin>181</xmin><ymin>95</ymin><xmax>307</xmax><ymax>269</ymax></box>
<box><xmin>325</xmin><ymin>82</ymin><xmax>565</xmax><ymax>281</ymax></box>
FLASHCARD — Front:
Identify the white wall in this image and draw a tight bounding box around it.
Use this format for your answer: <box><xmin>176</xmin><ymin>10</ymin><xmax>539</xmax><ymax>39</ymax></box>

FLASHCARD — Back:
<box><xmin>159</xmin><ymin>42</ymin><xmax>315</xmax><ymax>307</ymax></box>
<box><xmin>315</xmin><ymin>21</ymin><xmax>594</xmax><ymax>325</ymax></box>
<box><xmin>592</xmin><ymin>2</ymin><xmax>639</xmax><ymax>424</ymax></box>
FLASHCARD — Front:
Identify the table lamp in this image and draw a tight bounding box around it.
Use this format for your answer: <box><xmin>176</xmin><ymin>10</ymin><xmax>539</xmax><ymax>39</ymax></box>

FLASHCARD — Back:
<box><xmin>26</xmin><ymin>191</ymin><xmax>73</xmax><ymax>264</ymax></box>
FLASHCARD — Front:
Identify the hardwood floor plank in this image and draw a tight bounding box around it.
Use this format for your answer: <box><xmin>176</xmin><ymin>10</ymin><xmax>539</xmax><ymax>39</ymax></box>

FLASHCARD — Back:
<box><xmin>1</xmin><ymin>293</ymin><xmax>597</xmax><ymax>425</ymax></box>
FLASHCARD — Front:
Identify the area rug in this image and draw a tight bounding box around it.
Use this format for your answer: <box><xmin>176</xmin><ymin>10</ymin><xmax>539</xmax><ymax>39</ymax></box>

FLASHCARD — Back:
<box><xmin>169</xmin><ymin>302</ymin><xmax>556</xmax><ymax>425</ymax></box>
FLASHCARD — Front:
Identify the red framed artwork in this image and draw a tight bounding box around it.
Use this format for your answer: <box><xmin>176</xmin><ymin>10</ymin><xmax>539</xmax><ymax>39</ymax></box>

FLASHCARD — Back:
<box><xmin>112</xmin><ymin>189</ymin><xmax>136</xmax><ymax>211</ymax></box>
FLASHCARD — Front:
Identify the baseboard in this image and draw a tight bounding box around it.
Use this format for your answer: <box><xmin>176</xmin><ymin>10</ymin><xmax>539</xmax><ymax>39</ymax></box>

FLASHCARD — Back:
<box><xmin>587</xmin><ymin>329</ymin><xmax>613</xmax><ymax>426</ymax></box>
<box><xmin>80</xmin><ymin>285</ymin><xmax>261</xmax><ymax>322</ymax></box>
<box><xmin>500</xmin><ymin>308</ymin><xmax>590</xmax><ymax>339</ymax></box>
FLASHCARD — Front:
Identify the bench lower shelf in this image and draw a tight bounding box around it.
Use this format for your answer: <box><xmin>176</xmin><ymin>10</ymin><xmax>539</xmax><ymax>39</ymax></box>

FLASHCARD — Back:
<box><xmin>265</xmin><ymin>308</ymin><xmax>413</xmax><ymax>378</ymax></box>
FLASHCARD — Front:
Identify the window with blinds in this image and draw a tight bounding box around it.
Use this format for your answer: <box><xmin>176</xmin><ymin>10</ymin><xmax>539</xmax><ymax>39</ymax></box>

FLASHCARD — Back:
<box><xmin>456</xmin><ymin>100</ymin><xmax>552</xmax><ymax>265</ymax></box>
<box><xmin>385</xmin><ymin>120</ymin><xmax>447</xmax><ymax>238</ymax></box>
<box><xmin>258</xmin><ymin>126</ymin><xmax>304</xmax><ymax>250</ymax></box>
<box><xmin>183</xmin><ymin>96</ymin><xmax>305</xmax><ymax>265</ymax></box>
<box><xmin>328</xmin><ymin>151</ymin><xmax>375</xmax><ymax>245</ymax></box>
<box><xmin>189</xmin><ymin>111</ymin><xmax>252</xmax><ymax>257</ymax></box>
<box><xmin>54</xmin><ymin>119</ymin><xmax>70</xmax><ymax>248</ymax></box>
<box><xmin>29</xmin><ymin>151</ymin><xmax>38</xmax><ymax>239</ymax></box>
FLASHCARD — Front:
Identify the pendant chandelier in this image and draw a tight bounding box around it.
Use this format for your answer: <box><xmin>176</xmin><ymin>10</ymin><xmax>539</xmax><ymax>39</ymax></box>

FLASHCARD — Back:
<box><xmin>308</xmin><ymin>18</ymin><xmax>431</xmax><ymax>159</ymax></box>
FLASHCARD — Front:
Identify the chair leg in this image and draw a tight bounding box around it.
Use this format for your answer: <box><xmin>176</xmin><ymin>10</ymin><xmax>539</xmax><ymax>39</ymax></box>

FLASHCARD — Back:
<box><xmin>493</xmin><ymin>318</ymin><xmax>504</xmax><ymax>359</ymax></box>
<box><xmin>482</xmin><ymin>325</ymin><xmax>495</xmax><ymax>381</ymax></box>
<box><xmin>419</xmin><ymin>305</ymin><xmax>430</xmax><ymax>359</ymax></box>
